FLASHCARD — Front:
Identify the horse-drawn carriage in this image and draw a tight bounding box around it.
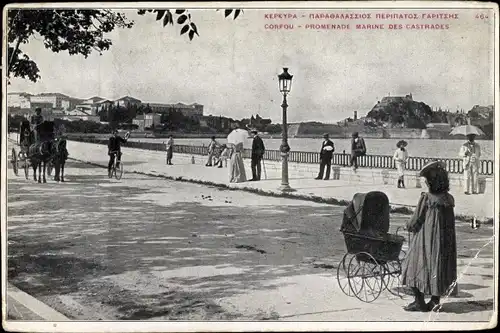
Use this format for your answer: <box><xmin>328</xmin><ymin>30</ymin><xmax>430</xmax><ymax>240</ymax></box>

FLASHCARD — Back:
<box><xmin>11</xmin><ymin>120</ymin><xmax>68</xmax><ymax>182</ymax></box>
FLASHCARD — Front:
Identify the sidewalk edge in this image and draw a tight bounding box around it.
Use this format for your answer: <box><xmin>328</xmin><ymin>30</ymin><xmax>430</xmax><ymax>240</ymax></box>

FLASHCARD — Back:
<box><xmin>6</xmin><ymin>283</ymin><xmax>69</xmax><ymax>321</ymax></box>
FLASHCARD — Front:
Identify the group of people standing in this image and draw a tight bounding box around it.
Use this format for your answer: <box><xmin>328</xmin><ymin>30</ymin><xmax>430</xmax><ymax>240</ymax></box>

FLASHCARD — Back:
<box><xmin>205</xmin><ymin>130</ymin><xmax>266</xmax><ymax>183</ymax></box>
<box><xmin>315</xmin><ymin>132</ymin><xmax>367</xmax><ymax>180</ymax></box>
<box><xmin>391</xmin><ymin>134</ymin><xmax>481</xmax><ymax>193</ymax></box>
<box><xmin>315</xmin><ymin>132</ymin><xmax>482</xmax><ymax>194</ymax></box>
<box><xmin>162</xmin><ymin>129</ymin><xmax>482</xmax><ymax>194</ymax></box>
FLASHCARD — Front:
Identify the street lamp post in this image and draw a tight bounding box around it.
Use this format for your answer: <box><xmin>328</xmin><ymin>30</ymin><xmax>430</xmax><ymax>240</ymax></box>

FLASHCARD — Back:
<box><xmin>277</xmin><ymin>67</ymin><xmax>294</xmax><ymax>192</ymax></box>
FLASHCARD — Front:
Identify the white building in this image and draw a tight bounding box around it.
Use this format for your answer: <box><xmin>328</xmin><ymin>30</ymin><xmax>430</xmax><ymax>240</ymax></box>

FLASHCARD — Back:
<box><xmin>144</xmin><ymin>113</ymin><xmax>162</xmax><ymax>128</ymax></box>
<box><xmin>7</xmin><ymin>92</ymin><xmax>32</xmax><ymax>108</ymax></box>
<box><xmin>114</xmin><ymin>96</ymin><xmax>142</xmax><ymax>108</ymax></box>
<box><xmin>30</xmin><ymin>93</ymin><xmax>71</xmax><ymax>110</ymax></box>
<box><xmin>132</xmin><ymin>113</ymin><xmax>162</xmax><ymax>131</ymax></box>
<box><xmin>83</xmin><ymin>96</ymin><xmax>105</xmax><ymax>105</ymax></box>
<box><xmin>146</xmin><ymin>102</ymin><xmax>204</xmax><ymax>118</ymax></box>
<box><xmin>74</xmin><ymin>103</ymin><xmax>98</xmax><ymax>116</ymax></box>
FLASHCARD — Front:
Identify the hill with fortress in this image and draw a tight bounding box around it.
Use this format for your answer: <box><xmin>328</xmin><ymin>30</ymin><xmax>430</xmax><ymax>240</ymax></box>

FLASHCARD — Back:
<box><xmin>288</xmin><ymin>94</ymin><xmax>494</xmax><ymax>140</ymax></box>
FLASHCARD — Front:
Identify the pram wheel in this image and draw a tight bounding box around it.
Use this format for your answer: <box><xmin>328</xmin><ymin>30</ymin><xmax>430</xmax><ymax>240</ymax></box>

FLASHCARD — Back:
<box><xmin>347</xmin><ymin>252</ymin><xmax>384</xmax><ymax>303</ymax></box>
<box><xmin>382</xmin><ymin>260</ymin><xmax>403</xmax><ymax>298</ymax></box>
<box><xmin>336</xmin><ymin>253</ymin><xmax>355</xmax><ymax>297</ymax></box>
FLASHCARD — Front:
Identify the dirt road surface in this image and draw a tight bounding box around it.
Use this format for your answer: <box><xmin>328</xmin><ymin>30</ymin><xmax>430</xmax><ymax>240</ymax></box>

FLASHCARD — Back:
<box><xmin>6</xmin><ymin>158</ymin><xmax>494</xmax><ymax>321</ymax></box>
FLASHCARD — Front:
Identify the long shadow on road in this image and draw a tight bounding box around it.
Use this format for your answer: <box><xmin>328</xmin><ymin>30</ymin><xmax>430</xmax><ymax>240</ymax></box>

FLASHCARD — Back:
<box><xmin>7</xmin><ymin>171</ymin><xmax>351</xmax><ymax>319</ymax></box>
<box><xmin>7</xmin><ymin>167</ymin><xmax>495</xmax><ymax>320</ymax></box>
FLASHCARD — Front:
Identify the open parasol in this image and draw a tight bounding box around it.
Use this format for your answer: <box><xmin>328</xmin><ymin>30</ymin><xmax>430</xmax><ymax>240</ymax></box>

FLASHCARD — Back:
<box><xmin>449</xmin><ymin>125</ymin><xmax>485</xmax><ymax>137</ymax></box>
<box><xmin>227</xmin><ymin>128</ymin><xmax>248</xmax><ymax>145</ymax></box>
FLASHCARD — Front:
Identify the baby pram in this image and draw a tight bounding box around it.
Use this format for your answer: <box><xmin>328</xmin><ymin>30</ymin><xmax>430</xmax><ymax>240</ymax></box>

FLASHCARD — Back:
<box><xmin>336</xmin><ymin>191</ymin><xmax>407</xmax><ymax>303</ymax></box>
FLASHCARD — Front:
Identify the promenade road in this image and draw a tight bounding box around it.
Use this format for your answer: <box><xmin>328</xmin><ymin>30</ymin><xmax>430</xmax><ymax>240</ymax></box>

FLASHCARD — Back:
<box><xmin>61</xmin><ymin>138</ymin><xmax>494</xmax><ymax>220</ymax></box>
<box><xmin>5</xmin><ymin>140</ymin><xmax>495</xmax><ymax>324</ymax></box>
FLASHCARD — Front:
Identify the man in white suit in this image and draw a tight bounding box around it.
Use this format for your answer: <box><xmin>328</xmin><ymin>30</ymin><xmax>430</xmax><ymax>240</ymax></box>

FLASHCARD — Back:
<box><xmin>459</xmin><ymin>134</ymin><xmax>481</xmax><ymax>194</ymax></box>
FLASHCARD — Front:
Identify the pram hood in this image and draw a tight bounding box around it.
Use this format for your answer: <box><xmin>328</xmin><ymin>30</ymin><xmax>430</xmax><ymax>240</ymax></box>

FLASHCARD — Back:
<box><xmin>340</xmin><ymin>191</ymin><xmax>390</xmax><ymax>235</ymax></box>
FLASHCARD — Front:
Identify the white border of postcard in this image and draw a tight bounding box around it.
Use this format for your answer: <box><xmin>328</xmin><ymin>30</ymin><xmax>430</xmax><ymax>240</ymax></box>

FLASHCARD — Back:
<box><xmin>2</xmin><ymin>1</ymin><xmax>499</xmax><ymax>332</ymax></box>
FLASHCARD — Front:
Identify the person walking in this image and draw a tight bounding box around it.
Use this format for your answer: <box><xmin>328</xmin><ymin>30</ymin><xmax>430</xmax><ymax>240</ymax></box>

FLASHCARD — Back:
<box><xmin>393</xmin><ymin>140</ymin><xmax>409</xmax><ymax>188</ymax></box>
<box><xmin>206</xmin><ymin>136</ymin><xmax>219</xmax><ymax>167</ymax></box>
<box><xmin>459</xmin><ymin>134</ymin><xmax>481</xmax><ymax>194</ymax></box>
<box><xmin>401</xmin><ymin>161</ymin><xmax>457</xmax><ymax>312</ymax></box>
<box><xmin>315</xmin><ymin>133</ymin><xmax>335</xmax><ymax>180</ymax></box>
<box><xmin>250</xmin><ymin>130</ymin><xmax>265</xmax><ymax>181</ymax></box>
<box><xmin>350</xmin><ymin>132</ymin><xmax>366</xmax><ymax>171</ymax></box>
<box><xmin>229</xmin><ymin>142</ymin><xmax>247</xmax><ymax>183</ymax></box>
<box><xmin>165</xmin><ymin>135</ymin><xmax>174</xmax><ymax>165</ymax></box>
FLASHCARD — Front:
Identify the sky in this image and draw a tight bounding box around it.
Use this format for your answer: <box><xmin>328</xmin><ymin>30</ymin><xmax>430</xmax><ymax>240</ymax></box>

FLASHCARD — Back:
<box><xmin>7</xmin><ymin>7</ymin><xmax>496</xmax><ymax>123</ymax></box>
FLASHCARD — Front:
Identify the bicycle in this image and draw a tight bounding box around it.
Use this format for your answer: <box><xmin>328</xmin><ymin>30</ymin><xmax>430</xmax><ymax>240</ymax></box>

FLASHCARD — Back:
<box><xmin>108</xmin><ymin>151</ymin><xmax>124</xmax><ymax>180</ymax></box>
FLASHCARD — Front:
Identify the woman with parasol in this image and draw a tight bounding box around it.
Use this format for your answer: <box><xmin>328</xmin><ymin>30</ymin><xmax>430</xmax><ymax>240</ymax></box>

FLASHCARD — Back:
<box><xmin>227</xmin><ymin>128</ymin><xmax>247</xmax><ymax>183</ymax></box>
<box><xmin>393</xmin><ymin>140</ymin><xmax>409</xmax><ymax>188</ymax></box>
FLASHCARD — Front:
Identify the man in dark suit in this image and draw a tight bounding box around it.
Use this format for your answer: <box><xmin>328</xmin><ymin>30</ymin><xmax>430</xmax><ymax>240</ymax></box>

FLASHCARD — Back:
<box><xmin>250</xmin><ymin>130</ymin><xmax>265</xmax><ymax>181</ymax></box>
<box><xmin>315</xmin><ymin>133</ymin><xmax>335</xmax><ymax>180</ymax></box>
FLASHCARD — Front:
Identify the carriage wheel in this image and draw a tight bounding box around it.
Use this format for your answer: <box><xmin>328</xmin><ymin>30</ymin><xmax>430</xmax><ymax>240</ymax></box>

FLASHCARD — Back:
<box><xmin>382</xmin><ymin>260</ymin><xmax>404</xmax><ymax>298</ymax></box>
<box><xmin>347</xmin><ymin>252</ymin><xmax>384</xmax><ymax>303</ymax></box>
<box><xmin>115</xmin><ymin>163</ymin><xmax>123</xmax><ymax>180</ymax></box>
<box><xmin>336</xmin><ymin>253</ymin><xmax>355</xmax><ymax>297</ymax></box>
<box><xmin>11</xmin><ymin>148</ymin><xmax>19</xmax><ymax>176</ymax></box>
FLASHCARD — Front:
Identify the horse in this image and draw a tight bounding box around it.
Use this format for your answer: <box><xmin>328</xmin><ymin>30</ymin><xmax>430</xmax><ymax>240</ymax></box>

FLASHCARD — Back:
<box><xmin>27</xmin><ymin>121</ymin><xmax>56</xmax><ymax>183</ymax></box>
<box><xmin>53</xmin><ymin>137</ymin><xmax>69</xmax><ymax>182</ymax></box>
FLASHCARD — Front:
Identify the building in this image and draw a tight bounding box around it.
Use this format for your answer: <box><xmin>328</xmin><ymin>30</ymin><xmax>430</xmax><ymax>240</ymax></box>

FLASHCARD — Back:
<box><xmin>30</xmin><ymin>93</ymin><xmax>72</xmax><ymax>110</ymax></box>
<box><xmin>426</xmin><ymin>123</ymin><xmax>452</xmax><ymax>129</ymax></box>
<box><xmin>371</xmin><ymin>93</ymin><xmax>414</xmax><ymax>112</ymax></box>
<box><xmin>146</xmin><ymin>102</ymin><xmax>204</xmax><ymax>118</ymax></box>
<box><xmin>144</xmin><ymin>113</ymin><xmax>162</xmax><ymax>129</ymax></box>
<box><xmin>248</xmin><ymin>114</ymin><xmax>272</xmax><ymax>130</ymax></box>
<box><xmin>7</xmin><ymin>92</ymin><xmax>32</xmax><ymax>109</ymax></box>
<box><xmin>132</xmin><ymin>115</ymin><xmax>145</xmax><ymax>131</ymax></box>
<box><xmin>74</xmin><ymin>103</ymin><xmax>98</xmax><ymax>116</ymax></box>
<box><xmin>114</xmin><ymin>96</ymin><xmax>142</xmax><ymax>108</ymax></box>
<box><xmin>132</xmin><ymin>114</ymin><xmax>161</xmax><ymax>130</ymax></box>
<box><xmin>96</xmin><ymin>100</ymin><xmax>114</xmax><ymax>113</ymax></box>
<box><xmin>83</xmin><ymin>96</ymin><xmax>105</xmax><ymax>105</ymax></box>
<box><xmin>62</xmin><ymin>115</ymin><xmax>100</xmax><ymax>122</ymax></box>
<box><xmin>199</xmin><ymin>115</ymin><xmax>236</xmax><ymax>131</ymax></box>
<box><xmin>66</xmin><ymin>108</ymin><xmax>92</xmax><ymax>117</ymax></box>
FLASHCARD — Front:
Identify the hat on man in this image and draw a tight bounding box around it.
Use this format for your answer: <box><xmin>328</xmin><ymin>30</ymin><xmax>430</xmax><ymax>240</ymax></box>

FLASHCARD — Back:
<box><xmin>250</xmin><ymin>129</ymin><xmax>258</xmax><ymax>134</ymax></box>
<box><xmin>419</xmin><ymin>160</ymin><xmax>446</xmax><ymax>177</ymax></box>
<box><xmin>352</xmin><ymin>132</ymin><xmax>359</xmax><ymax>138</ymax></box>
<box><xmin>323</xmin><ymin>133</ymin><xmax>329</xmax><ymax>137</ymax></box>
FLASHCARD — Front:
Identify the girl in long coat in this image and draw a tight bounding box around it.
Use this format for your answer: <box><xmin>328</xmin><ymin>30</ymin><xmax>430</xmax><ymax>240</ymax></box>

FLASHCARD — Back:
<box><xmin>401</xmin><ymin>161</ymin><xmax>457</xmax><ymax>312</ymax></box>
<box><xmin>229</xmin><ymin>142</ymin><xmax>247</xmax><ymax>183</ymax></box>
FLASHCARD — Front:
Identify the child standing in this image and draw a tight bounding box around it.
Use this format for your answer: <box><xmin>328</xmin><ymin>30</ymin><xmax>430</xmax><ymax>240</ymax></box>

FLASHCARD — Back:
<box><xmin>393</xmin><ymin>140</ymin><xmax>409</xmax><ymax>188</ymax></box>
<box><xmin>401</xmin><ymin>161</ymin><xmax>457</xmax><ymax>312</ymax></box>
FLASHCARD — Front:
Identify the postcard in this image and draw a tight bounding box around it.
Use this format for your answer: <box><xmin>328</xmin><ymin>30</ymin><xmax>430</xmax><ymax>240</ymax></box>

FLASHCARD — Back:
<box><xmin>2</xmin><ymin>1</ymin><xmax>498</xmax><ymax>332</ymax></box>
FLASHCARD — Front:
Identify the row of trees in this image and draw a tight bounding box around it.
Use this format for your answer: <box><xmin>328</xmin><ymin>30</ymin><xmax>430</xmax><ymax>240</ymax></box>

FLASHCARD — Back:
<box><xmin>8</xmin><ymin>114</ymin><xmax>113</xmax><ymax>134</ymax></box>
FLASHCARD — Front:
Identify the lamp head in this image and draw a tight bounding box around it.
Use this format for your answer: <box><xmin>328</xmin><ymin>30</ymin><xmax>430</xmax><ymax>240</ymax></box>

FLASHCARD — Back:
<box><xmin>278</xmin><ymin>67</ymin><xmax>293</xmax><ymax>94</ymax></box>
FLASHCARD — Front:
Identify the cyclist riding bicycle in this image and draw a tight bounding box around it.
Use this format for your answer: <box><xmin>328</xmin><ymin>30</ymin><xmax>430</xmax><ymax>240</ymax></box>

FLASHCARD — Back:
<box><xmin>108</xmin><ymin>129</ymin><xmax>129</xmax><ymax>176</ymax></box>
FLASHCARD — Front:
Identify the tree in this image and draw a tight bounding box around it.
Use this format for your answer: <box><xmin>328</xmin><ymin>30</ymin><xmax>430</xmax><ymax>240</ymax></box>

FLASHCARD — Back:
<box><xmin>7</xmin><ymin>8</ymin><xmax>242</xmax><ymax>83</ymax></box>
